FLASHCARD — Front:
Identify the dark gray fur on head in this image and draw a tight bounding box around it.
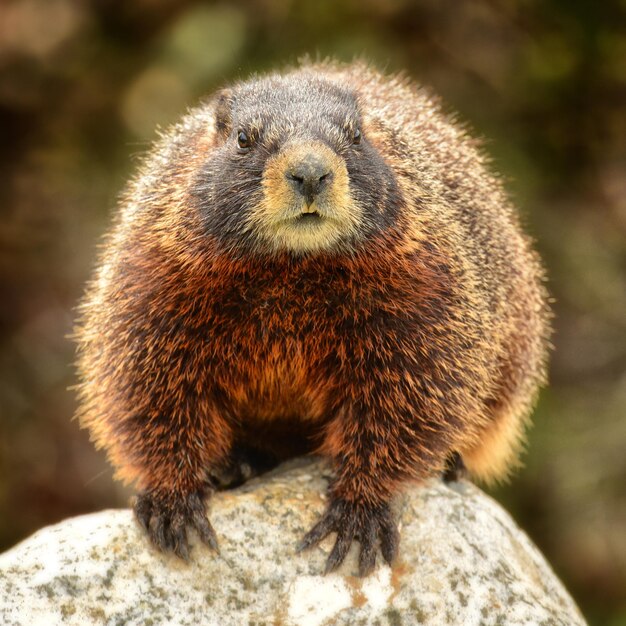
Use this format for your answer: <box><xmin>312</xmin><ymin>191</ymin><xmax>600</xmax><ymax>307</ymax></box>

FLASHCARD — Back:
<box><xmin>191</xmin><ymin>71</ymin><xmax>403</xmax><ymax>256</ymax></box>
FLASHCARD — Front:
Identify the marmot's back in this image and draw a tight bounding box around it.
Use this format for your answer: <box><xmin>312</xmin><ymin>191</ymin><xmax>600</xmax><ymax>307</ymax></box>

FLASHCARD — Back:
<box><xmin>75</xmin><ymin>61</ymin><xmax>550</xmax><ymax>575</ymax></box>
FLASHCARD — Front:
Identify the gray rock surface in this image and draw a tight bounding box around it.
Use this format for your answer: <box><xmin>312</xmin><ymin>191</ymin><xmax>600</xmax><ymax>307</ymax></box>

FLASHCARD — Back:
<box><xmin>0</xmin><ymin>457</ymin><xmax>586</xmax><ymax>626</ymax></box>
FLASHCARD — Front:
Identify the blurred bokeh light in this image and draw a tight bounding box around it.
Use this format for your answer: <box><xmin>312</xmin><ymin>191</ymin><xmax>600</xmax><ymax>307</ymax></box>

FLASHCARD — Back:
<box><xmin>0</xmin><ymin>1</ymin><xmax>624</xmax><ymax>624</ymax></box>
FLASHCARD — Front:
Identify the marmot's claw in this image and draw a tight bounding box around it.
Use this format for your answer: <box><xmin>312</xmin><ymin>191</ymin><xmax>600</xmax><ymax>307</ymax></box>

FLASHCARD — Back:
<box><xmin>188</xmin><ymin>492</ymin><xmax>219</xmax><ymax>552</ymax></box>
<box><xmin>298</xmin><ymin>498</ymin><xmax>399</xmax><ymax>577</ymax></box>
<box><xmin>297</xmin><ymin>501</ymin><xmax>342</xmax><ymax>551</ymax></box>
<box><xmin>133</xmin><ymin>490</ymin><xmax>218</xmax><ymax>559</ymax></box>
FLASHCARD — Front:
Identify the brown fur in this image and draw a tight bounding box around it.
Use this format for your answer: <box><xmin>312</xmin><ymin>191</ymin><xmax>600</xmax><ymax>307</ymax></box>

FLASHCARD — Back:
<box><xmin>75</xmin><ymin>61</ymin><xmax>550</xmax><ymax>572</ymax></box>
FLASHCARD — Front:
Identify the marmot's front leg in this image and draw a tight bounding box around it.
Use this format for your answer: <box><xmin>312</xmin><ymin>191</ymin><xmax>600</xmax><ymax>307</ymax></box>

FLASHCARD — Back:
<box><xmin>299</xmin><ymin>397</ymin><xmax>444</xmax><ymax>576</ymax></box>
<box><xmin>124</xmin><ymin>404</ymin><xmax>233</xmax><ymax>560</ymax></box>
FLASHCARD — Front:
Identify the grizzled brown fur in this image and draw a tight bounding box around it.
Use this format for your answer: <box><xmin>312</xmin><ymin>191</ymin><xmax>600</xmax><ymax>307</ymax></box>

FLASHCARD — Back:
<box><xmin>75</xmin><ymin>61</ymin><xmax>550</xmax><ymax>575</ymax></box>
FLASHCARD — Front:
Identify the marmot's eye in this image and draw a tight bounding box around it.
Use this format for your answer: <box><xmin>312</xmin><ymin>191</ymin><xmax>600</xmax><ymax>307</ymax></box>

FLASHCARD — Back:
<box><xmin>237</xmin><ymin>130</ymin><xmax>251</xmax><ymax>151</ymax></box>
<box><xmin>353</xmin><ymin>128</ymin><xmax>362</xmax><ymax>145</ymax></box>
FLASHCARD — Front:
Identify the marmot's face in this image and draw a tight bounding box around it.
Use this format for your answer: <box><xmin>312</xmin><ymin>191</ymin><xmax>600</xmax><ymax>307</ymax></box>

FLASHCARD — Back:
<box><xmin>193</xmin><ymin>73</ymin><xmax>401</xmax><ymax>256</ymax></box>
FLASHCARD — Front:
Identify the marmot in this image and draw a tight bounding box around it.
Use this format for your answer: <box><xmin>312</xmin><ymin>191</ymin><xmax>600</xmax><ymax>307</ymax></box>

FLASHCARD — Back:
<box><xmin>75</xmin><ymin>61</ymin><xmax>550</xmax><ymax>576</ymax></box>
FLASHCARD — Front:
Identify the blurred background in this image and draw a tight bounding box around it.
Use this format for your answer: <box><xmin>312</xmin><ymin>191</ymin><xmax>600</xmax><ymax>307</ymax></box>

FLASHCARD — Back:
<box><xmin>0</xmin><ymin>0</ymin><xmax>624</xmax><ymax>623</ymax></box>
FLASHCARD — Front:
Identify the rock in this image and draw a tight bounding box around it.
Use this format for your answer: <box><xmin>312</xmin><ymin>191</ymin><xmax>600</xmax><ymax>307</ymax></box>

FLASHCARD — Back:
<box><xmin>0</xmin><ymin>457</ymin><xmax>586</xmax><ymax>626</ymax></box>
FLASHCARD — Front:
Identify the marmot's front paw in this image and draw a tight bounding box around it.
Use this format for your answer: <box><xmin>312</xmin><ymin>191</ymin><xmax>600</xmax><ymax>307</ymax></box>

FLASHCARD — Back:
<box><xmin>133</xmin><ymin>490</ymin><xmax>218</xmax><ymax>560</ymax></box>
<box><xmin>298</xmin><ymin>497</ymin><xmax>399</xmax><ymax>576</ymax></box>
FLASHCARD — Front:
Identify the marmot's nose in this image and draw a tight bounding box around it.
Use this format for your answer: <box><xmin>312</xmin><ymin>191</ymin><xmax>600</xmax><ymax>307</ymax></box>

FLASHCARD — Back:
<box><xmin>286</xmin><ymin>154</ymin><xmax>333</xmax><ymax>205</ymax></box>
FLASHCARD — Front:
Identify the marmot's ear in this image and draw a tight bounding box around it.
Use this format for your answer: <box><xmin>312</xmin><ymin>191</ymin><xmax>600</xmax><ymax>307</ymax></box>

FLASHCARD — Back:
<box><xmin>215</xmin><ymin>88</ymin><xmax>235</xmax><ymax>137</ymax></box>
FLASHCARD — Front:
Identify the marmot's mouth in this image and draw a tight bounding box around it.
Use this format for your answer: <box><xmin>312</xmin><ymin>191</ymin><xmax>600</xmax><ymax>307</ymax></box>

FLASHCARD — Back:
<box><xmin>297</xmin><ymin>211</ymin><xmax>321</xmax><ymax>222</ymax></box>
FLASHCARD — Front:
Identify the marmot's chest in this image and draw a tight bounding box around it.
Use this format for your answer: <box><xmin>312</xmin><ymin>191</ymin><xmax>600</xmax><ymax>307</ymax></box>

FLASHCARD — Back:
<box><xmin>210</xmin><ymin>294</ymin><xmax>342</xmax><ymax>421</ymax></box>
<box><xmin>200</xmin><ymin>257</ymin><xmax>426</xmax><ymax>420</ymax></box>
<box><xmin>226</xmin><ymin>335</ymin><xmax>331</xmax><ymax>423</ymax></box>
<box><xmin>204</xmin><ymin>273</ymin><xmax>383</xmax><ymax>420</ymax></box>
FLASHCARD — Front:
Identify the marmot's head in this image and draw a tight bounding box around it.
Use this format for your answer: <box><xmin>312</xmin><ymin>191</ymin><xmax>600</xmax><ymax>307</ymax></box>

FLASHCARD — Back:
<box><xmin>191</xmin><ymin>71</ymin><xmax>402</xmax><ymax>256</ymax></box>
